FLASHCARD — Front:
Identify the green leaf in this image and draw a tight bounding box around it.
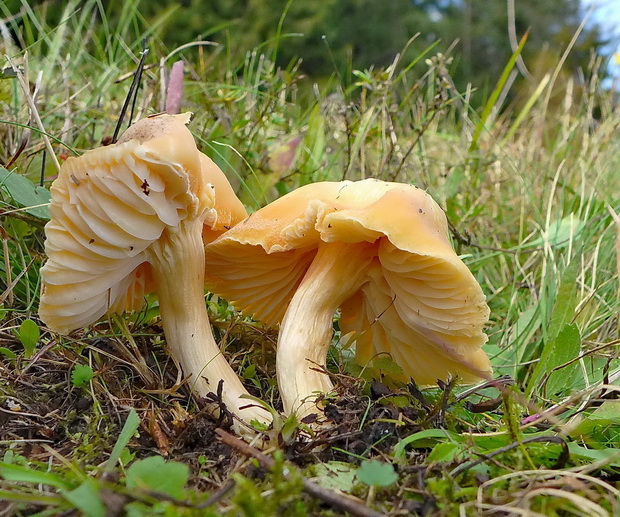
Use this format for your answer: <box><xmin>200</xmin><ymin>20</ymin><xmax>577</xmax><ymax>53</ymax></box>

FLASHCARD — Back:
<box><xmin>545</xmin><ymin>324</ymin><xmax>581</xmax><ymax>395</ymax></box>
<box><xmin>393</xmin><ymin>429</ymin><xmax>458</xmax><ymax>460</ymax></box>
<box><xmin>105</xmin><ymin>409</ymin><xmax>140</xmax><ymax>472</ymax></box>
<box><xmin>548</xmin><ymin>259</ymin><xmax>580</xmax><ymax>340</ymax></box>
<box><xmin>465</xmin><ymin>430</ymin><xmax>553</xmax><ymax>451</ymax></box>
<box><xmin>0</xmin><ymin>463</ymin><xmax>70</xmax><ymax>490</ymax></box>
<box><xmin>0</xmin><ymin>167</ymin><xmax>51</xmax><ymax>219</ymax></box>
<box><xmin>528</xmin><ymin>216</ymin><xmax>585</xmax><ymax>249</ymax></box>
<box><xmin>71</xmin><ymin>364</ymin><xmax>94</xmax><ymax>388</ymax></box>
<box><xmin>63</xmin><ymin>479</ymin><xmax>106</xmax><ymax>517</ymax></box>
<box><xmin>386</xmin><ymin>395</ymin><xmax>410</xmax><ymax>408</ymax></box>
<box><xmin>427</xmin><ymin>442</ymin><xmax>464</xmax><ymax>463</ymax></box>
<box><xmin>126</xmin><ymin>456</ymin><xmax>189</xmax><ymax>499</ymax></box>
<box><xmin>526</xmin><ymin>257</ymin><xmax>580</xmax><ymax>397</ymax></box>
<box><xmin>119</xmin><ymin>447</ymin><xmax>136</xmax><ymax>467</ymax></box>
<box><xmin>569</xmin><ymin>401</ymin><xmax>620</xmax><ymax>447</ymax></box>
<box><xmin>589</xmin><ymin>400</ymin><xmax>620</xmax><ymax>421</ymax></box>
<box><xmin>17</xmin><ymin>319</ymin><xmax>40</xmax><ymax>358</ymax></box>
<box><xmin>469</xmin><ymin>31</ymin><xmax>528</xmax><ymax>154</ymax></box>
<box><xmin>372</xmin><ymin>355</ymin><xmax>405</xmax><ymax>378</ymax></box>
<box><xmin>242</xmin><ymin>364</ymin><xmax>256</xmax><ymax>380</ymax></box>
<box><xmin>570</xmin><ymin>418</ymin><xmax>620</xmax><ymax>448</ymax></box>
<box><xmin>356</xmin><ymin>460</ymin><xmax>398</xmax><ymax>487</ymax></box>
<box><xmin>0</xmin><ymin>347</ymin><xmax>16</xmax><ymax>359</ymax></box>
<box><xmin>568</xmin><ymin>443</ymin><xmax>620</xmax><ymax>468</ymax></box>
<box><xmin>281</xmin><ymin>413</ymin><xmax>299</xmax><ymax>443</ymax></box>
<box><xmin>311</xmin><ymin>462</ymin><xmax>357</xmax><ymax>492</ymax></box>
<box><xmin>528</xmin><ymin>323</ymin><xmax>581</xmax><ymax>397</ymax></box>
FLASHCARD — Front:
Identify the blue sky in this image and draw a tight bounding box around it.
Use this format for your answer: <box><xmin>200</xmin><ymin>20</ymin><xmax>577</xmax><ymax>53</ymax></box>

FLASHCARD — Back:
<box><xmin>583</xmin><ymin>0</ymin><xmax>620</xmax><ymax>76</ymax></box>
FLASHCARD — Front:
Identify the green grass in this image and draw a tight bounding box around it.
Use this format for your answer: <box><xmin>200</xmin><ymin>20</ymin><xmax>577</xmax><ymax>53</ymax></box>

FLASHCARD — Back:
<box><xmin>1</xmin><ymin>2</ymin><xmax>620</xmax><ymax>515</ymax></box>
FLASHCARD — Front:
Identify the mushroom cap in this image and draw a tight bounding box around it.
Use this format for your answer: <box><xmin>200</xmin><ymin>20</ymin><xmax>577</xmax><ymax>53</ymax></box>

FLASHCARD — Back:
<box><xmin>40</xmin><ymin>113</ymin><xmax>247</xmax><ymax>334</ymax></box>
<box><xmin>204</xmin><ymin>179</ymin><xmax>491</xmax><ymax>384</ymax></box>
<box><xmin>199</xmin><ymin>153</ymin><xmax>248</xmax><ymax>243</ymax></box>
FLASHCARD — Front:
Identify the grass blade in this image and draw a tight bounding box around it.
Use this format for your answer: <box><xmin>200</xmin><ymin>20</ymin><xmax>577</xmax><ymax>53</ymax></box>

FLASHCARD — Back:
<box><xmin>469</xmin><ymin>31</ymin><xmax>528</xmax><ymax>155</ymax></box>
<box><xmin>105</xmin><ymin>409</ymin><xmax>140</xmax><ymax>472</ymax></box>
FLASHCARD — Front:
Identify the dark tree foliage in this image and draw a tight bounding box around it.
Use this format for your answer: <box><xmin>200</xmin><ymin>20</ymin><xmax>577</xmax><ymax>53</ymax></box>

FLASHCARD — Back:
<box><xmin>139</xmin><ymin>0</ymin><xmax>607</xmax><ymax>102</ymax></box>
<box><xmin>2</xmin><ymin>0</ymin><xmax>608</xmax><ymax>105</ymax></box>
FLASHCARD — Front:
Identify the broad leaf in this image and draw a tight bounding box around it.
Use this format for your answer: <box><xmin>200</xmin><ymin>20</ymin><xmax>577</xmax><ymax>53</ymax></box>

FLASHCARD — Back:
<box><xmin>71</xmin><ymin>364</ymin><xmax>95</xmax><ymax>388</ymax></box>
<box><xmin>17</xmin><ymin>319</ymin><xmax>40</xmax><ymax>358</ymax></box>
<box><xmin>568</xmin><ymin>443</ymin><xmax>620</xmax><ymax>468</ymax></box>
<box><xmin>63</xmin><ymin>479</ymin><xmax>106</xmax><ymax>517</ymax></box>
<box><xmin>545</xmin><ymin>324</ymin><xmax>581</xmax><ymax>395</ymax></box>
<box><xmin>0</xmin><ymin>463</ymin><xmax>70</xmax><ymax>489</ymax></box>
<box><xmin>105</xmin><ymin>409</ymin><xmax>140</xmax><ymax>472</ymax></box>
<box><xmin>311</xmin><ymin>462</ymin><xmax>357</xmax><ymax>492</ymax></box>
<box><xmin>356</xmin><ymin>460</ymin><xmax>398</xmax><ymax>487</ymax></box>
<box><xmin>126</xmin><ymin>456</ymin><xmax>189</xmax><ymax>499</ymax></box>
<box><xmin>0</xmin><ymin>167</ymin><xmax>51</xmax><ymax>220</ymax></box>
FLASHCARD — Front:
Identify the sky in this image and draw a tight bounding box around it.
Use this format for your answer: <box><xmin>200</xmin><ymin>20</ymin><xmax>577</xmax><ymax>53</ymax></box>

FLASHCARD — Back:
<box><xmin>583</xmin><ymin>0</ymin><xmax>620</xmax><ymax>78</ymax></box>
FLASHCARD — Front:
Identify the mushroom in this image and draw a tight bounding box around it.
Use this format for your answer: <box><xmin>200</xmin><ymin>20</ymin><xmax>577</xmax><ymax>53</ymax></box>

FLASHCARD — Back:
<box><xmin>39</xmin><ymin>113</ymin><xmax>270</xmax><ymax>428</ymax></box>
<box><xmin>204</xmin><ymin>179</ymin><xmax>491</xmax><ymax>418</ymax></box>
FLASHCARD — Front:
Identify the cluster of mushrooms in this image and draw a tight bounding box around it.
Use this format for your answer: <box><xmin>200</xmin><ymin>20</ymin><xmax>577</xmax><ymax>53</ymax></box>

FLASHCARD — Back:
<box><xmin>39</xmin><ymin>113</ymin><xmax>492</xmax><ymax>434</ymax></box>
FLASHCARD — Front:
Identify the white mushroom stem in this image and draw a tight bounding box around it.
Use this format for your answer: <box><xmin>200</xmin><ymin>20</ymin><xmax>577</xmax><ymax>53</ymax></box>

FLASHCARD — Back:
<box><xmin>145</xmin><ymin>218</ymin><xmax>270</xmax><ymax>428</ymax></box>
<box><xmin>277</xmin><ymin>241</ymin><xmax>375</xmax><ymax>418</ymax></box>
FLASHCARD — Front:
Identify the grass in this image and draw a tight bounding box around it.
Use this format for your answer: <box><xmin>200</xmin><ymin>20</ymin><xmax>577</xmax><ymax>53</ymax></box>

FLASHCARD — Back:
<box><xmin>1</xmin><ymin>1</ymin><xmax>620</xmax><ymax>515</ymax></box>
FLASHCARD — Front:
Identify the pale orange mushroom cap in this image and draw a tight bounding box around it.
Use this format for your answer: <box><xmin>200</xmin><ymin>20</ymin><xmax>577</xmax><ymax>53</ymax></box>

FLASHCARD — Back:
<box><xmin>40</xmin><ymin>113</ymin><xmax>247</xmax><ymax>334</ymax></box>
<box><xmin>199</xmin><ymin>153</ymin><xmax>248</xmax><ymax>243</ymax></box>
<box><xmin>204</xmin><ymin>179</ymin><xmax>492</xmax><ymax>388</ymax></box>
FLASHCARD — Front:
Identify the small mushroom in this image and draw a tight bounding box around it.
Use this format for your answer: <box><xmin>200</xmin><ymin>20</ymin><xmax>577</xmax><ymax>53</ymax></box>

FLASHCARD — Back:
<box><xmin>39</xmin><ymin>113</ymin><xmax>270</xmax><ymax>429</ymax></box>
<box><xmin>204</xmin><ymin>179</ymin><xmax>491</xmax><ymax>418</ymax></box>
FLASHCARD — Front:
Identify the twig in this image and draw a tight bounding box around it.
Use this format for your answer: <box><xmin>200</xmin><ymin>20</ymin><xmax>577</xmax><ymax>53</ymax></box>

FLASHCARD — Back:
<box><xmin>521</xmin><ymin>366</ymin><xmax>620</xmax><ymax>428</ymax></box>
<box><xmin>450</xmin><ymin>435</ymin><xmax>569</xmax><ymax>478</ymax></box>
<box><xmin>204</xmin><ymin>379</ymin><xmax>234</xmax><ymax>429</ymax></box>
<box><xmin>135</xmin><ymin>475</ymin><xmax>236</xmax><ymax>510</ymax></box>
<box><xmin>39</xmin><ymin>150</ymin><xmax>46</xmax><ymax>186</ymax></box>
<box><xmin>216</xmin><ymin>429</ymin><xmax>384</xmax><ymax>517</ymax></box>
<box><xmin>112</xmin><ymin>46</ymin><xmax>149</xmax><ymax>144</ymax></box>
<box><xmin>18</xmin><ymin>338</ymin><xmax>58</xmax><ymax>376</ymax></box>
<box><xmin>455</xmin><ymin>375</ymin><xmax>514</xmax><ymax>403</ymax></box>
<box><xmin>0</xmin><ymin>257</ymin><xmax>36</xmax><ymax>305</ymax></box>
<box><xmin>196</xmin><ymin>478</ymin><xmax>236</xmax><ymax>509</ymax></box>
<box><xmin>128</xmin><ymin>42</ymin><xmax>149</xmax><ymax>127</ymax></box>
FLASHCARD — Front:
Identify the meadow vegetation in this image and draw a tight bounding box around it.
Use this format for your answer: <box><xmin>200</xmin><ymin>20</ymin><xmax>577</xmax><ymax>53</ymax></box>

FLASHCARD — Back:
<box><xmin>0</xmin><ymin>1</ymin><xmax>619</xmax><ymax>515</ymax></box>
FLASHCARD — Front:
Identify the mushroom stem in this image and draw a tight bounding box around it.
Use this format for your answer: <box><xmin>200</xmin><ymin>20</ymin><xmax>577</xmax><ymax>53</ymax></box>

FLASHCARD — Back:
<box><xmin>146</xmin><ymin>218</ymin><xmax>270</xmax><ymax>428</ymax></box>
<box><xmin>277</xmin><ymin>241</ymin><xmax>375</xmax><ymax>418</ymax></box>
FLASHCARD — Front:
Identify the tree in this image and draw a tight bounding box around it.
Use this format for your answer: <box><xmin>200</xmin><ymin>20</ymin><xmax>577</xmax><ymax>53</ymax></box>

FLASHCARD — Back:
<box><xmin>3</xmin><ymin>0</ymin><xmax>607</xmax><ymax>106</ymax></box>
